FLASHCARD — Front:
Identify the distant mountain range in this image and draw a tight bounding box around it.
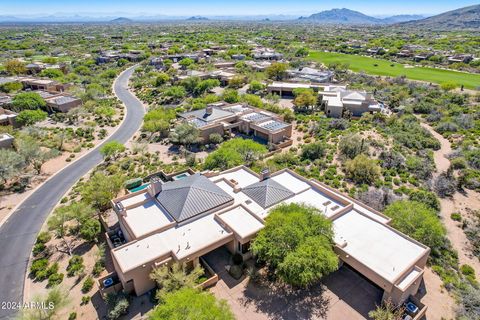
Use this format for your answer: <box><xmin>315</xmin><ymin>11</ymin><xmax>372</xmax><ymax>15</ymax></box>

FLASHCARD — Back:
<box><xmin>110</xmin><ymin>17</ymin><xmax>133</xmax><ymax>24</ymax></box>
<box><xmin>0</xmin><ymin>5</ymin><xmax>478</xmax><ymax>29</ymax></box>
<box><xmin>298</xmin><ymin>8</ymin><xmax>424</xmax><ymax>24</ymax></box>
<box><xmin>186</xmin><ymin>16</ymin><xmax>209</xmax><ymax>21</ymax></box>
<box><xmin>400</xmin><ymin>4</ymin><xmax>480</xmax><ymax>29</ymax></box>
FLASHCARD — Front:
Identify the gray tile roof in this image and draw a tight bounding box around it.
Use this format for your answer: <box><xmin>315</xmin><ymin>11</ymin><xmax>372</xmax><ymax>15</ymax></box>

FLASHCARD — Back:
<box><xmin>156</xmin><ymin>173</ymin><xmax>233</xmax><ymax>222</ymax></box>
<box><xmin>242</xmin><ymin>178</ymin><xmax>294</xmax><ymax>209</ymax></box>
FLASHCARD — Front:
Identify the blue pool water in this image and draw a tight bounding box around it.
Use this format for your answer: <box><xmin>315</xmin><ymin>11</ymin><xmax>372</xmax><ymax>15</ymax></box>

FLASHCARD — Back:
<box><xmin>129</xmin><ymin>184</ymin><xmax>149</xmax><ymax>192</ymax></box>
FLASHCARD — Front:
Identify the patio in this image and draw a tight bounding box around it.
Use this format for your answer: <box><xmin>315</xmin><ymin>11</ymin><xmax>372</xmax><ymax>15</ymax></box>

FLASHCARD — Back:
<box><xmin>204</xmin><ymin>247</ymin><xmax>383</xmax><ymax>320</ymax></box>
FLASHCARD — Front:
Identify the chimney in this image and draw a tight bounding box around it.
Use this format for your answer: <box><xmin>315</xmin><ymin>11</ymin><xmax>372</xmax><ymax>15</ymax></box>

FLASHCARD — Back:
<box><xmin>260</xmin><ymin>168</ymin><xmax>271</xmax><ymax>181</ymax></box>
<box><xmin>205</xmin><ymin>106</ymin><xmax>213</xmax><ymax>115</ymax></box>
<box><xmin>114</xmin><ymin>202</ymin><xmax>127</xmax><ymax>217</ymax></box>
<box><xmin>147</xmin><ymin>176</ymin><xmax>163</xmax><ymax>197</ymax></box>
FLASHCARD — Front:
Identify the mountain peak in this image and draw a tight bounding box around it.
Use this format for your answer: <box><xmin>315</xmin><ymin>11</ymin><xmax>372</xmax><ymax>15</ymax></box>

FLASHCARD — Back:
<box><xmin>400</xmin><ymin>4</ymin><xmax>480</xmax><ymax>29</ymax></box>
<box><xmin>300</xmin><ymin>8</ymin><xmax>383</xmax><ymax>24</ymax></box>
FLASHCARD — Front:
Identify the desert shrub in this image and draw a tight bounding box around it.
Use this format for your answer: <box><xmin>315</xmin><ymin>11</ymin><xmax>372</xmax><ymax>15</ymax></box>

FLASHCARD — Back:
<box><xmin>82</xmin><ymin>276</ymin><xmax>94</xmax><ymax>293</ymax></box>
<box><xmin>345</xmin><ymin>154</ymin><xmax>381</xmax><ymax>185</ymax></box>
<box><xmin>434</xmin><ymin>172</ymin><xmax>457</xmax><ymax>197</ymax></box>
<box><xmin>66</xmin><ymin>255</ymin><xmax>85</xmax><ymax>277</ymax></box>
<box><xmin>338</xmin><ymin>134</ymin><xmax>368</xmax><ymax>159</ymax></box>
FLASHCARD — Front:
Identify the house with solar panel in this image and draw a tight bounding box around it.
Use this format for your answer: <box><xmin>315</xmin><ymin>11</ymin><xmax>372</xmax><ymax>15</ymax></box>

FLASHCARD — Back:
<box><xmin>178</xmin><ymin>102</ymin><xmax>292</xmax><ymax>145</ymax></box>
<box><xmin>106</xmin><ymin>166</ymin><xmax>430</xmax><ymax>308</ymax></box>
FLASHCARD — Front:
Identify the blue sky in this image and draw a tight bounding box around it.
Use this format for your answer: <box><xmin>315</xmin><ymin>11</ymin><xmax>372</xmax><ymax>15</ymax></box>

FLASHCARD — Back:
<box><xmin>2</xmin><ymin>0</ymin><xmax>479</xmax><ymax>16</ymax></box>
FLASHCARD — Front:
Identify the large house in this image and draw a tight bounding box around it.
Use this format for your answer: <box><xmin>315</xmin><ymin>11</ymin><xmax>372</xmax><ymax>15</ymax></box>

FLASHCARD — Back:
<box><xmin>0</xmin><ymin>133</ymin><xmax>14</xmax><ymax>148</ymax></box>
<box><xmin>44</xmin><ymin>94</ymin><xmax>83</xmax><ymax>113</ymax></box>
<box><xmin>108</xmin><ymin>166</ymin><xmax>430</xmax><ymax>308</ymax></box>
<box><xmin>0</xmin><ymin>108</ymin><xmax>18</xmax><ymax>127</ymax></box>
<box><xmin>320</xmin><ymin>86</ymin><xmax>386</xmax><ymax>118</ymax></box>
<box><xmin>287</xmin><ymin>67</ymin><xmax>334</xmax><ymax>84</ymax></box>
<box><xmin>178</xmin><ymin>102</ymin><xmax>292</xmax><ymax>145</ymax></box>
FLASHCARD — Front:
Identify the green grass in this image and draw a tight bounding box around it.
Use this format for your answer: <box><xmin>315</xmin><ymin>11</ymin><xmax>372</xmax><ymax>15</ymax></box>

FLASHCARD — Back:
<box><xmin>309</xmin><ymin>51</ymin><xmax>480</xmax><ymax>90</ymax></box>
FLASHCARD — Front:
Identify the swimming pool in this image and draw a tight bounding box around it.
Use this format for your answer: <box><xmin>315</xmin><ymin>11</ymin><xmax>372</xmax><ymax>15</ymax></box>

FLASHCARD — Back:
<box><xmin>129</xmin><ymin>183</ymin><xmax>149</xmax><ymax>193</ymax></box>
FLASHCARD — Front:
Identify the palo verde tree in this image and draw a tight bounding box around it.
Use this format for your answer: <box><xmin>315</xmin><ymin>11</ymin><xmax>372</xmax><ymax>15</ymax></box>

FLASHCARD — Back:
<box><xmin>149</xmin><ymin>262</ymin><xmax>204</xmax><ymax>301</ymax></box>
<box><xmin>251</xmin><ymin>203</ymin><xmax>338</xmax><ymax>287</ymax></box>
<box><xmin>149</xmin><ymin>287</ymin><xmax>234</xmax><ymax>320</ymax></box>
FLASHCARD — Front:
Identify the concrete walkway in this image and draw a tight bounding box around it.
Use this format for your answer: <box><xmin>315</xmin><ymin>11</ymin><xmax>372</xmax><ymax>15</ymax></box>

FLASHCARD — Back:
<box><xmin>0</xmin><ymin>66</ymin><xmax>145</xmax><ymax>320</ymax></box>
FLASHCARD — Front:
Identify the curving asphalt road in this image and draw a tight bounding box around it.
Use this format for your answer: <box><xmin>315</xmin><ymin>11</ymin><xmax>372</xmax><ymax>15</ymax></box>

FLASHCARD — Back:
<box><xmin>0</xmin><ymin>65</ymin><xmax>144</xmax><ymax>319</ymax></box>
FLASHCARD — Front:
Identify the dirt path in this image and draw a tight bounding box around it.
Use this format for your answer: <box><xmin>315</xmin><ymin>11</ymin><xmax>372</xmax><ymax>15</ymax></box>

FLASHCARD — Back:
<box><xmin>421</xmin><ymin>122</ymin><xmax>480</xmax><ymax>279</ymax></box>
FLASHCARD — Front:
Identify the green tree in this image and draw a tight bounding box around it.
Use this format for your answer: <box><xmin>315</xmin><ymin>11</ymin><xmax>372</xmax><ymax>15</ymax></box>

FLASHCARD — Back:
<box><xmin>345</xmin><ymin>154</ymin><xmax>381</xmax><ymax>184</ymax></box>
<box><xmin>0</xmin><ymin>81</ymin><xmax>23</xmax><ymax>93</ymax></box>
<box><xmin>179</xmin><ymin>57</ymin><xmax>194</xmax><ymax>68</ymax></box>
<box><xmin>16</xmin><ymin>109</ymin><xmax>48</xmax><ymax>126</ymax></box>
<box><xmin>440</xmin><ymin>81</ymin><xmax>457</xmax><ymax>91</ymax></box>
<box><xmin>48</xmin><ymin>206</ymin><xmax>75</xmax><ymax>255</ymax></box>
<box><xmin>150</xmin><ymin>262</ymin><xmax>204</xmax><ymax>300</ymax></box>
<box><xmin>4</xmin><ymin>59</ymin><xmax>26</xmax><ymax>75</ymax></box>
<box><xmin>251</xmin><ymin>203</ymin><xmax>338</xmax><ymax>287</ymax></box>
<box><xmin>384</xmin><ymin>200</ymin><xmax>446</xmax><ymax>249</ymax></box>
<box><xmin>99</xmin><ymin>141</ymin><xmax>125</xmax><ymax>159</ymax></box>
<box><xmin>163</xmin><ymin>86</ymin><xmax>186</xmax><ymax>103</ymax></box>
<box><xmin>15</xmin><ymin>135</ymin><xmax>56</xmax><ymax>174</ymax></box>
<box><xmin>11</xmin><ymin>92</ymin><xmax>47</xmax><ymax>112</ymax></box>
<box><xmin>79</xmin><ymin>218</ymin><xmax>101</xmax><ymax>242</ymax></box>
<box><xmin>301</xmin><ymin>142</ymin><xmax>327</xmax><ymax>161</ymax></box>
<box><xmin>203</xmin><ymin>138</ymin><xmax>267</xmax><ymax>170</ymax></box>
<box><xmin>169</xmin><ymin>123</ymin><xmax>199</xmax><ymax>148</ymax></box>
<box><xmin>203</xmin><ymin>148</ymin><xmax>243</xmax><ymax>170</ymax></box>
<box><xmin>149</xmin><ymin>288</ymin><xmax>234</xmax><ymax>320</ymax></box>
<box><xmin>194</xmin><ymin>79</ymin><xmax>220</xmax><ymax>96</ymax></box>
<box><xmin>293</xmin><ymin>88</ymin><xmax>317</xmax><ymax>110</ymax></box>
<box><xmin>39</xmin><ymin>68</ymin><xmax>64</xmax><ymax>79</ymax></box>
<box><xmin>80</xmin><ymin>173</ymin><xmax>124</xmax><ymax>210</ymax></box>
<box><xmin>339</xmin><ymin>134</ymin><xmax>368</xmax><ymax>159</ymax></box>
<box><xmin>208</xmin><ymin>133</ymin><xmax>224</xmax><ymax>144</ymax></box>
<box><xmin>155</xmin><ymin>73</ymin><xmax>170</xmax><ymax>86</ymax></box>
<box><xmin>266</xmin><ymin>62</ymin><xmax>288</xmax><ymax>80</ymax></box>
<box><xmin>221</xmin><ymin>88</ymin><xmax>239</xmax><ymax>103</ymax></box>
<box><xmin>248</xmin><ymin>80</ymin><xmax>265</xmax><ymax>93</ymax></box>
<box><xmin>368</xmin><ymin>299</ymin><xmax>404</xmax><ymax>320</ymax></box>
<box><xmin>0</xmin><ymin>148</ymin><xmax>25</xmax><ymax>183</ymax></box>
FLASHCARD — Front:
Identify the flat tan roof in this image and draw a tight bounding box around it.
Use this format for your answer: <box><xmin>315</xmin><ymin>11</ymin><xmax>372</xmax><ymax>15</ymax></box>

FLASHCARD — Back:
<box><xmin>218</xmin><ymin>206</ymin><xmax>263</xmax><ymax>239</ymax></box>
<box><xmin>333</xmin><ymin>210</ymin><xmax>427</xmax><ymax>283</ymax></box>
<box><xmin>122</xmin><ymin>200</ymin><xmax>173</xmax><ymax>239</ymax></box>
<box><xmin>114</xmin><ymin>213</ymin><xmax>232</xmax><ymax>273</ymax></box>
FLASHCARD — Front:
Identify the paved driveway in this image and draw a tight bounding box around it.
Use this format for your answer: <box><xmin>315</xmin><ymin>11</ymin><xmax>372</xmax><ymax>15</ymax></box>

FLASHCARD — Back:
<box><xmin>0</xmin><ymin>66</ymin><xmax>144</xmax><ymax>319</ymax></box>
<box><xmin>207</xmin><ymin>249</ymin><xmax>382</xmax><ymax>320</ymax></box>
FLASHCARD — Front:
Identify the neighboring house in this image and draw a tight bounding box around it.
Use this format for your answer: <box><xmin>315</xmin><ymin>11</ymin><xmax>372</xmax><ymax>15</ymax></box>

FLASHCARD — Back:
<box><xmin>245</xmin><ymin>60</ymin><xmax>271</xmax><ymax>72</ymax></box>
<box><xmin>287</xmin><ymin>67</ymin><xmax>334</xmax><ymax>84</ymax></box>
<box><xmin>176</xmin><ymin>69</ymin><xmax>241</xmax><ymax>87</ymax></box>
<box><xmin>44</xmin><ymin>94</ymin><xmax>83</xmax><ymax>113</ymax></box>
<box><xmin>178</xmin><ymin>102</ymin><xmax>292</xmax><ymax>145</ymax></box>
<box><xmin>252</xmin><ymin>48</ymin><xmax>283</xmax><ymax>60</ymax></box>
<box><xmin>108</xmin><ymin>166</ymin><xmax>429</xmax><ymax>307</ymax></box>
<box><xmin>266</xmin><ymin>81</ymin><xmax>323</xmax><ymax>97</ymax></box>
<box><xmin>366</xmin><ymin>47</ymin><xmax>385</xmax><ymax>55</ymax></box>
<box><xmin>231</xmin><ymin>54</ymin><xmax>246</xmax><ymax>60</ymax></box>
<box><xmin>0</xmin><ymin>133</ymin><xmax>14</xmax><ymax>148</ymax></box>
<box><xmin>149</xmin><ymin>57</ymin><xmax>164</xmax><ymax>69</ymax></box>
<box><xmin>447</xmin><ymin>54</ymin><xmax>473</xmax><ymax>64</ymax></box>
<box><xmin>20</xmin><ymin>77</ymin><xmax>69</xmax><ymax>92</ymax></box>
<box><xmin>0</xmin><ymin>108</ymin><xmax>19</xmax><ymax>127</ymax></box>
<box><xmin>320</xmin><ymin>86</ymin><xmax>385</xmax><ymax>118</ymax></box>
<box><xmin>396</xmin><ymin>50</ymin><xmax>413</xmax><ymax>58</ymax></box>
<box><xmin>0</xmin><ymin>95</ymin><xmax>13</xmax><ymax>107</ymax></box>
<box><xmin>413</xmin><ymin>52</ymin><xmax>434</xmax><ymax>62</ymax></box>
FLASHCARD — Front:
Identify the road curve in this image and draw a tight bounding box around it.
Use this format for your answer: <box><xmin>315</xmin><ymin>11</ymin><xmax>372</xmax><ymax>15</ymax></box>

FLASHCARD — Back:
<box><xmin>0</xmin><ymin>65</ymin><xmax>144</xmax><ymax>319</ymax></box>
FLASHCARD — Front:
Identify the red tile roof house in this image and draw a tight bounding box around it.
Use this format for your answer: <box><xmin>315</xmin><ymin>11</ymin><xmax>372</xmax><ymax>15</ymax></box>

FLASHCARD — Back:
<box><xmin>104</xmin><ymin>166</ymin><xmax>430</xmax><ymax>315</ymax></box>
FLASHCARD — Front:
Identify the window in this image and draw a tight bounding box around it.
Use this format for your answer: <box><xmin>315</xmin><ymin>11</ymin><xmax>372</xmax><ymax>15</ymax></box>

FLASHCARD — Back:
<box><xmin>241</xmin><ymin>241</ymin><xmax>250</xmax><ymax>254</ymax></box>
